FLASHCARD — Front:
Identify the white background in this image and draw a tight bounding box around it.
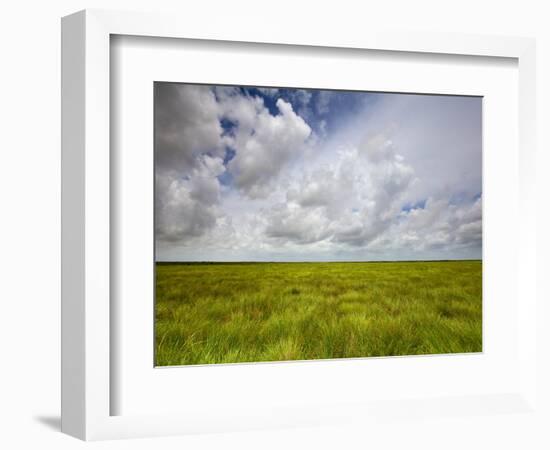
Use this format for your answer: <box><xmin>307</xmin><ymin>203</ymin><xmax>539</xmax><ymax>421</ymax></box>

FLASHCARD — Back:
<box><xmin>0</xmin><ymin>1</ymin><xmax>548</xmax><ymax>449</ymax></box>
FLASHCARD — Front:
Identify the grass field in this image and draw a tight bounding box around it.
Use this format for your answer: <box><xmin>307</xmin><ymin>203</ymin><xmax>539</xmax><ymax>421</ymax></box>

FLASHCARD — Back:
<box><xmin>155</xmin><ymin>260</ymin><xmax>482</xmax><ymax>366</ymax></box>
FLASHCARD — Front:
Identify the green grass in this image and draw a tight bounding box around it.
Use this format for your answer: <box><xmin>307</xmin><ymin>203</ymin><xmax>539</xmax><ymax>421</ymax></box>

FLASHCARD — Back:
<box><xmin>155</xmin><ymin>260</ymin><xmax>482</xmax><ymax>366</ymax></box>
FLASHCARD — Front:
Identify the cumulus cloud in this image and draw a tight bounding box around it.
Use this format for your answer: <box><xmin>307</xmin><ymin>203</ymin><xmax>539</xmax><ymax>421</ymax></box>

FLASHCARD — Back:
<box><xmin>373</xmin><ymin>196</ymin><xmax>482</xmax><ymax>253</ymax></box>
<box><xmin>154</xmin><ymin>83</ymin><xmax>226</xmax><ymax>173</ymax></box>
<box><xmin>155</xmin><ymin>155</ymin><xmax>225</xmax><ymax>243</ymax></box>
<box><xmin>265</xmin><ymin>203</ymin><xmax>332</xmax><ymax>245</ymax></box>
<box><xmin>223</xmin><ymin>96</ymin><xmax>312</xmax><ymax>198</ymax></box>
<box><xmin>154</xmin><ymin>84</ymin><xmax>482</xmax><ymax>261</ymax></box>
<box><xmin>266</xmin><ymin>131</ymin><xmax>416</xmax><ymax>248</ymax></box>
<box><xmin>154</xmin><ymin>84</ymin><xmax>226</xmax><ymax>244</ymax></box>
<box><xmin>155</xmin><ymin>84</ymin><xmax>313</xmax><ymax>243</ymax></box>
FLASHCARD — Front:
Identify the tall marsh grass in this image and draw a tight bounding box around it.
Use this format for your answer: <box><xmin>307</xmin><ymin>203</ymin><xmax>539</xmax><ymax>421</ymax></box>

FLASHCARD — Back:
<box><xmin>155</xmin><ymin>261</ymin><xmax>482</xmax><ymax>366</ymax></box>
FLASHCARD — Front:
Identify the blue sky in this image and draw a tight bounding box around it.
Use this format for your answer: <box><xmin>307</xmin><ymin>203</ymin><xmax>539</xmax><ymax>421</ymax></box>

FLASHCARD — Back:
<box><xmin>155</xmin><ymin>83</ymin><xmax>482</xmax><ymax>261</ymax></box>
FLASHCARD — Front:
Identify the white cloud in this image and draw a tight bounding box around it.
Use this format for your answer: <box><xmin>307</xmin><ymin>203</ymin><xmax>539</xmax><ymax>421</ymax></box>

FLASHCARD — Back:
<box><xmin>262</xmin><ymin>132</ymin><xmax>416</xmax><ymax>248</ymax></box>
<box><xmin>358</xmin><ymin>132</ymin><xmax>395</xmax><ymax>163</ymax></box>
<box><xmin>154</xmin><ymin>85</ymin><xmax>482</xmax><ymax>261</ymax></box>
<box><xmin>376</xmin><ymin>196</ymin><xmax>482</xmax><ymax>253</ymax></box>
<box><xmin>256</xmin><ymin>87</ymin><xmax>279</xmax><ymax>97</ymax></box>
<box><xmin>315</xmin><ymin>90</ymin><xmax>332</xmax><ymax>115</ymax></box>
<box><xmin>224</xmin><ymin>97</ymin><xmax>312</xmax><ymax>198</ymax></box>
<box><xmin>155</xmin><ymin>155</ymin><xmax>225</xmax><ymax>243</ymax></box>
<box><xmin>265</xmin><ymin>203</ymin><xmax>332</xmax><ymax>245</ymax></box>
<box><xmin>155</xmin><ymin>84</ymin><xmax>226</xmax><ymax>174</ymax></box>
<box><xmin>290</xmin><ymin>89</ymin><xmax>313</xmax><ymax>109</ymax></box>
<box><xmin>154</xmin><ymin>85</ymin><xmax>313</xmax><ymax>243</ymax></box>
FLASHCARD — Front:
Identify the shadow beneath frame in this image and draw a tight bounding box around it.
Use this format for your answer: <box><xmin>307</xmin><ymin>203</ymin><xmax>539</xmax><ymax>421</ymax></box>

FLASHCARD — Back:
<box><xmin>34</xmin><ymin>415</ymin><xmax>61</xmax><ymax>432</ymax></box>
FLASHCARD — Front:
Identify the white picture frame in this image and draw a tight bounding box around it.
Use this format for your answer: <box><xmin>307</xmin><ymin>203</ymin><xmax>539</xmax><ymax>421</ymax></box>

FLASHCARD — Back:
<box><xmin>61</xmin><ymin>9</ymin><xmax>538</xmax><ymax>441</ymax></box>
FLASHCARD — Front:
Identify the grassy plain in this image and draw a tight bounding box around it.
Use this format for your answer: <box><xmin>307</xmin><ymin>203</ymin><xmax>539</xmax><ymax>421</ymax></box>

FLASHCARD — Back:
<box><xmin>155</xmin><ymin>261</ymin><xmax>482</xmax><ymax>366</ymax></box>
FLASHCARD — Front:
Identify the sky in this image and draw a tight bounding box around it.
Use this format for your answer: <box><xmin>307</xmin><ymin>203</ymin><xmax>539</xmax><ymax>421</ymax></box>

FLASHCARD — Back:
<box><xmin>154</xmin><ymin>83</ymin><xmax>482</xmax><ymax>262</ymax></box>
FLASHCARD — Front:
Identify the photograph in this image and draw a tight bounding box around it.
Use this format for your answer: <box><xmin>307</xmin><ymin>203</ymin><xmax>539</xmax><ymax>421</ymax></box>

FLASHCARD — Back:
<box><xmin>154</xmin><ymin>82</ymin><xmax>482</xmax><ymax>366</ymax></box>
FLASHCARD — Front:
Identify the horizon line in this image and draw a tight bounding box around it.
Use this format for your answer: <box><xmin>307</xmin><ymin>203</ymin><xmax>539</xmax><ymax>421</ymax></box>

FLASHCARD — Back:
<box><xmin>156</xmin><ymin>259</ymin><xmax>482</xmax><ymax>264</ymax></box>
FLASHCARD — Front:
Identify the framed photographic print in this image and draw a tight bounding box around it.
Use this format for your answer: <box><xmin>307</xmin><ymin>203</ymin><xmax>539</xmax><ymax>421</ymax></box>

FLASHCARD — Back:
<box><xmin>62</xmin><ymin>9</ymin><xmax>539</xmax><ymax>442</ymax></box>
<box><xmin>153</xmin><ymin>82</ymin><xmax>483</xmax><ymax>367</ymax></box>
